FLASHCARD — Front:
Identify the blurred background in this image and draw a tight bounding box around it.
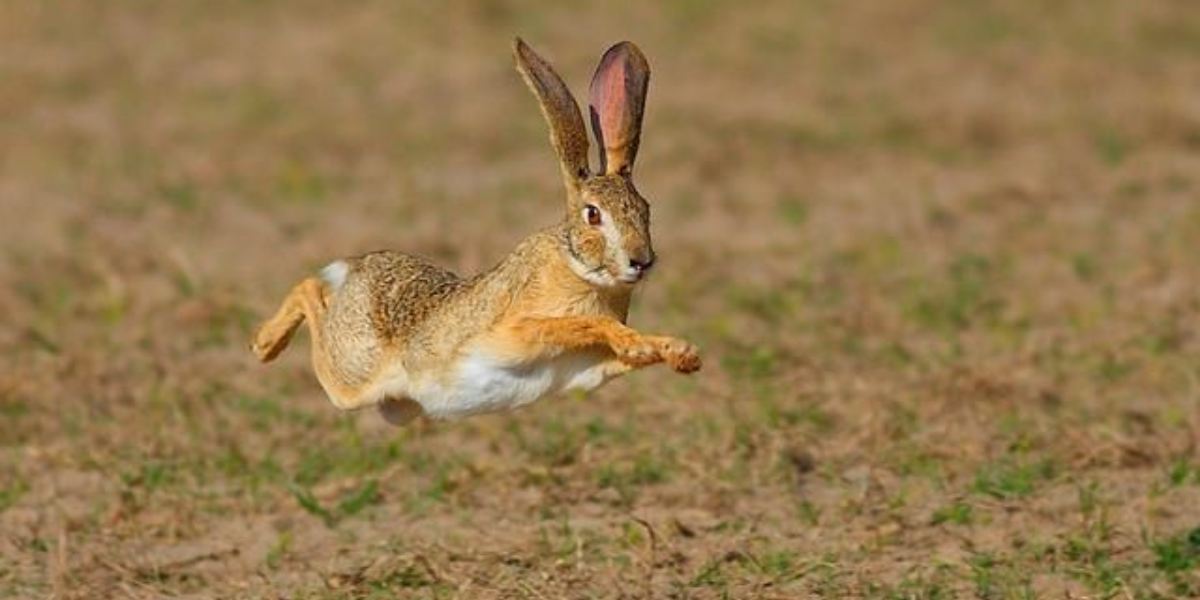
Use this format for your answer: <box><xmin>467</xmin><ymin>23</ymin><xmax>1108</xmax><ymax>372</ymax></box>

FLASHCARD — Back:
<box><xmin>2</xmin><ymin>1</ymin><xmax>1199</xmax><ymax>598</ymax></box>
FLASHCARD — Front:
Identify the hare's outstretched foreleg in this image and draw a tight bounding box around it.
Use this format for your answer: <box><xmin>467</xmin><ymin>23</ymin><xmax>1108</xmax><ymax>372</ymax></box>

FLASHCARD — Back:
<box><xmin>251</xmin><ymin>277</ymin><xmax>328</xmax><ymax>362</ymax></box>
<box><xmin>507</xmin><ymin>316</ymin><xmax>701</xmax><ymax>373</ymax></box>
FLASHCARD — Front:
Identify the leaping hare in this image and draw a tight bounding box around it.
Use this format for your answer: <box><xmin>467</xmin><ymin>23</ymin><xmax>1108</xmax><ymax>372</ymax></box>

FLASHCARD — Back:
<box><xmin>251</xmin><ymin>39</ymin><xmax>701</xmax><ymax>425</ymax></box>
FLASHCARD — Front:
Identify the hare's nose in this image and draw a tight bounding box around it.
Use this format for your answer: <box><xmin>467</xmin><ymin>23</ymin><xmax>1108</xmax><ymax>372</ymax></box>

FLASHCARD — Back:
<box><xmin>629</xmin><ymin>255</ymin><xmax>656</xmax><ymax>273</ymax></box>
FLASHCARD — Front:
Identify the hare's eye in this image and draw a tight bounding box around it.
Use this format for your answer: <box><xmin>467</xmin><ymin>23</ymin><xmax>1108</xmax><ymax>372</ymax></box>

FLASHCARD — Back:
<box><xmin>584</xmin><ymin>205</ymin><xmax>602</xmax><ymax>226</ymax></box>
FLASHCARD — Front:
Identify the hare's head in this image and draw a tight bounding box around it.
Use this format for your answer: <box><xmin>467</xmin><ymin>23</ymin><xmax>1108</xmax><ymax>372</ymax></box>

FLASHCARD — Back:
<box><xmin>515</xmin><ymin>39</ymin><xmax>655</xmax><ymax>287</ymax></box>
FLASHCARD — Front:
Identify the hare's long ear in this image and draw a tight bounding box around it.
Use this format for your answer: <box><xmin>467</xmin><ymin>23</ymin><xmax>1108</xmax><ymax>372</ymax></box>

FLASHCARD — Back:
<box><xmin>514</xmin><ymin>38</ymin><xmax>590</xmax><ymax>189</ymax></box>
<box><xmin>588</xmin><ymin>41</ymin><xmax>650</xmax><ymax>177</ymax></box>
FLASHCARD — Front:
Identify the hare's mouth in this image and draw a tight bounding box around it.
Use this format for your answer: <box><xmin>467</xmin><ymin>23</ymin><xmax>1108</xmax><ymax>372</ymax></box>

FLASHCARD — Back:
<box><xmin>619</xmin><ymin>254</ymin><xmax>655</xmax><ymax>284</ymax></box>
<box><xmin>618</xmin><ymin>270</ymin><xmax>646</xmax><ymax>284</ymax></box>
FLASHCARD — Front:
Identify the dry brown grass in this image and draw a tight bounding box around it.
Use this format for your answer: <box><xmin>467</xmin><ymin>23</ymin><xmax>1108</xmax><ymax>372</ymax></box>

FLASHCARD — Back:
<box><xmin>3</xmin><ymin>1</ymin><xmax>1200</xmax><ymax>598</ymax></box>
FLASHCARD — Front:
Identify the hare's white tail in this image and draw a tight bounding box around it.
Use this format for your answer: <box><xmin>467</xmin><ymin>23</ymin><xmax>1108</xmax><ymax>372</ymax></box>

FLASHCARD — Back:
<box><xmin>319</xmin><ymin>260</ymin><xmax>349</xmax><ymax>291</ymax></box>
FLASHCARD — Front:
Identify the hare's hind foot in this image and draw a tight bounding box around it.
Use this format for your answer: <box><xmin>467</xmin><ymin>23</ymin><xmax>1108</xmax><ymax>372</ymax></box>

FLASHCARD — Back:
<box><xmin>251</xmin><ymin>277</ymin><xmax>328</xmax><ymax>362</ymax></box>
<box><xmin>378</xmin><ymin>397</ymin><xmax>424</xmax><ymax>426</ymax></box>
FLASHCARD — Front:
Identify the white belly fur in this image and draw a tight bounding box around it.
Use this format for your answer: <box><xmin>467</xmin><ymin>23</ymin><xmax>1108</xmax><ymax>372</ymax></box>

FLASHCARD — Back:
<box><xmin>411</xmin><ymin>348</ymin><xmax>614</xmax><ymax>419</ymax></box>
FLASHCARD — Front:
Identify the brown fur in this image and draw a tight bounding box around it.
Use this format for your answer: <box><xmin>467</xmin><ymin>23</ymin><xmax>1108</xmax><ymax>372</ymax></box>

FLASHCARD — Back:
<box><xmin>252</xmin><ymin>39</ymin><xmax>699</xmax><ymax>420</ymax></box>
<box><xmin>514</xmin><ymin>38</ymin><xmax>590</xmax><ymax>189</ymax></box>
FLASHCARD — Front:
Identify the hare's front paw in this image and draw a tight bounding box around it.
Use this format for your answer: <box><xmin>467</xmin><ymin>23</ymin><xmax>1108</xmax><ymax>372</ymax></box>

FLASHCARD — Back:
<box><xmin>654</xmin><ymin>337</ymin><xmax>702</xmax><ymax>374</ymax></box>
<box><xmin>613</xmin><ymin>336</ymin><xmax>663</xmax><ymax>367</ymax></box>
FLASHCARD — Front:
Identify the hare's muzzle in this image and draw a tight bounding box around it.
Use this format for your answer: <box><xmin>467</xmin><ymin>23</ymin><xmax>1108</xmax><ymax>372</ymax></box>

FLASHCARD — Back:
<box><xmin>622</xmin><ymin>253</ymin><xmax>656</xmax><ymax>282</ymax></box>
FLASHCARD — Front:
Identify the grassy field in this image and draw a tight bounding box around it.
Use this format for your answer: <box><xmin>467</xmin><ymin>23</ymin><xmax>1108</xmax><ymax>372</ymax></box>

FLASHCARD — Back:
<box><xmin>3</xmin><ymin>1</ymin><xmax>1200</xmax><ymax>598</ymax></box>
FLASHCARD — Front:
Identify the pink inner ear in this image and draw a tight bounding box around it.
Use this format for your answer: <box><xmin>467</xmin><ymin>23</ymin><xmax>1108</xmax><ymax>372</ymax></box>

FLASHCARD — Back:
<box><xmin>591</xmin><ymin>52</ymin><xmax>633</xmax><ymax>153</ymax></box>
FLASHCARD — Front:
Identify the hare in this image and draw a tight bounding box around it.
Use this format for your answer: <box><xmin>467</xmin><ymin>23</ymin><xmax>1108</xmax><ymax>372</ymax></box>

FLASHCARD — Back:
<box><xmin>251</xmin><ymin>39</ymin><xmax>701</xmax><ymax>425</ymax></box>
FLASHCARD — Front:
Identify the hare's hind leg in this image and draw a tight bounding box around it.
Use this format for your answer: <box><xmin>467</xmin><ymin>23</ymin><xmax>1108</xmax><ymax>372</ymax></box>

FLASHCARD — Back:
<box><xmin>251</xmin><ymin>277</ymin><xmax>328</xmax><ymax>362</ymax></box>
<box><xmin>252</xmin><ymin>276</ymin><xmax>383</xmax><ymax>413</ymax></box>
<box><xmin>378</xmin><ymin>397</ymin><xmax>423</xmax><ymax>426</ymax></box>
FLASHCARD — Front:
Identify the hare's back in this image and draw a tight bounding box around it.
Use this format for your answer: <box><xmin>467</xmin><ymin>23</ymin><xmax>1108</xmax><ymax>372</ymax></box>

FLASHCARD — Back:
<box><xmin>323</xmin><ymin>251</ymin><xmax>464</xmax><ymax>348</ymax></box>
